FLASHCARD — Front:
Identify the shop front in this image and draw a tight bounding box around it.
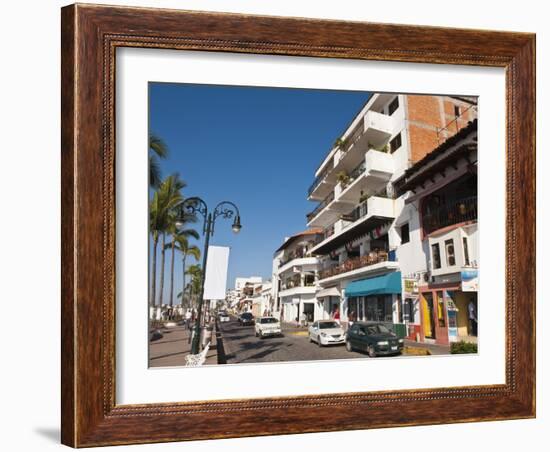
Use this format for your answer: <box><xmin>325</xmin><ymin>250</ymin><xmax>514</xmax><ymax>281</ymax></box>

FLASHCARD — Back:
<box><xmin>401</xmin><ymin>277</ymin><xmax>422</xmax><ymax>340</ymax></box>
<box><xmin>344</xmin><ymin>272</ymin><xmax>402</xmax><ymax>328</ymax></box>
<box><xmin>419</xmin><ymin>271</ymin><xmax>478</xmax><ymax>344</ymax></box>
<box><xmin>315</xmin><ymin>286</ymin><xmax>342</xmax><ymax>321</ymax></box>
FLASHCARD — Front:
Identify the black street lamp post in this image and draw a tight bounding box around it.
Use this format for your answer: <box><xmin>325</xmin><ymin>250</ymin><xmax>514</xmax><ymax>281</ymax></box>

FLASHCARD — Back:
<box><xmin>178</xmin><ymin>197</ymin><xmax>241</xmax><ymax>355</ymax></box>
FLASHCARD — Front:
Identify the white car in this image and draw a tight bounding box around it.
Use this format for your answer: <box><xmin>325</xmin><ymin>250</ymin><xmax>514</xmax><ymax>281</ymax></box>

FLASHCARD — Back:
<box><xmin>309</xmin><ymin>320</ymin><xmax>346</xmax><ymax>346</ymax></box>
<box><xmin>255</xmin><ymin>317</ymin><xmax>282</xmax><ymax>338</ymax></box>
<box><xmin>218</xmin><ymin>311</ymin><xmax>230</xmax><ymax>322</ymax></box>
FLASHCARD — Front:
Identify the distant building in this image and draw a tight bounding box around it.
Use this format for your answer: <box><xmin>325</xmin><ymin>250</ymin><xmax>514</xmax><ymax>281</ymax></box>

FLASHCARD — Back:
<box><xmin>273</xmin><ymin>229</ymin><xmax>324</xmax><ymax>324</ymax></box>
<box><xmin>251</xmin><ymin>281</ymin><xmax>273</xmax><ymax>317</ymax></box>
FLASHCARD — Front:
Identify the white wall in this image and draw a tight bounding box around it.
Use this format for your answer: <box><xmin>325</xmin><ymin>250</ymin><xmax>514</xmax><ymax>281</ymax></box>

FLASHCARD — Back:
<box><xmin>2</xmin><ymin>1</ymin><xmax>546</xmax><ymax>452</ymax></box>
<box><xmin>395</xmin><ymin>198</ymin><xmax>429</xmax><ymax>276</ymax></box>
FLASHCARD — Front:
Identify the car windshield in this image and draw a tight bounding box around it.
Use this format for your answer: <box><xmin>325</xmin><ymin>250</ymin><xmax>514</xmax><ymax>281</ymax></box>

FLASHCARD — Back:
<box><xmin>319</xmin><ymin>321</ymin><xmax>340</xmax><ymax>329</ymax></box>
<box><xmin>365</xmin><ymin>324</ymin><xmax>392</xmax><ymax>335</ymax></box>
<box><xmin>241</xmin><ymin>313</ymin><xmax>252</xmax><ymax>319</ymax></box>
<box><xmin>260</xmin><ymin>317</ymin><xmax>278</xmax><ymax>324</ymax></box>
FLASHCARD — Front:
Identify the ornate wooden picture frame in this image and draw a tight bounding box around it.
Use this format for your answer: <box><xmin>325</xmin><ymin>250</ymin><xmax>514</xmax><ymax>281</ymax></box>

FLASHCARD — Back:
<box><xmin>61</xmin><ymin>3</ymin><xmax>535</xmax><ymax>447</ymax></box>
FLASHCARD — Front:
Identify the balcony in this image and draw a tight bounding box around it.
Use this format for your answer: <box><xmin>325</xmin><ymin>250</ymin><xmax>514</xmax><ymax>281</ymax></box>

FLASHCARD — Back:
<box><xmin>308</xmin><ymin>110</ymin><xmax>395</xmax><ymax>201</ymax></box>
<box><xmin>318</xmin><ymin>251</ymin><xmax>398</xmax><ymax>283</ymax></box>
<box><xmin>306</xmin><ymin>192</ymin><xmax>334</xmax><ymax>223</ymax></box>
<box><xmin>310</xmin><ymin>196</ymin><xmax>395</xmax><ymax>255</ymax></box>
<box><xmin>363</xmin><ymin>110</ymin><xmax>395</xmax><ymax>142</ymax></box>
<box><xmin>279</xmin><ymin>274</ymin><xmax>318</xmax><ymax>297</ymax></box>
<box><xmin>422</xmin><ymin>196</ymin><xmax>477</xmax><ymax>235</ymax></box>
<box><xmin>278</xmin><ymin>256</ymin><xmax>319</xmax><ymax>275</ymax></box>
<box><xmin>307</xmin><ymin>164</ymin><xmax>335</xmax><ymax>201</ymax></box>
<box><xmin>278</xmin><ymin>285</ymin><xmax>318</xmax><ymax>298</ymax></box>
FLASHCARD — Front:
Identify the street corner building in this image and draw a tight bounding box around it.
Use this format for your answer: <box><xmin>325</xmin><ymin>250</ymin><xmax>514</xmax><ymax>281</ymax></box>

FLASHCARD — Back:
<box><xmin>273</xmin><ymin>93</ymin><xmax>478</xmax><ymax>346</ymax></box>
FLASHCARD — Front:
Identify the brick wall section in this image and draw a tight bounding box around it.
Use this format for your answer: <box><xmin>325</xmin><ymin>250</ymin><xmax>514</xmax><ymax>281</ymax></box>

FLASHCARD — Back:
<box><xmin>408</xmin><ymin>95</ymin><xmax>443</xmax><ymax>127</ymax></box>
<box><xmin>408</xmin><ymin>123</ymin><xmax>442</xmax><ymax>163</ymax></box>
<box><xmin>406</xmin><ymin>95</ymin><xmax>477</xmax><ymax>163</ymax></box>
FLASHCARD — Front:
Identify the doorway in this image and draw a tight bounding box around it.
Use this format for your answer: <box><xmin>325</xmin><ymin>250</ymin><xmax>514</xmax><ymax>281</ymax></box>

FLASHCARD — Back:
<box><xmin>422</xmin><ymin>293</ymin><xmax>436</xmax><ymax>339</ymax></box>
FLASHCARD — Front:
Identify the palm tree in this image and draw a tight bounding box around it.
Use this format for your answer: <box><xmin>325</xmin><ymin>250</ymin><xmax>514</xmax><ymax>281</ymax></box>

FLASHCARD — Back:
<box><xmin>149</xmin><ymin>133</ymin><xmax>168</xmax><ymax>188</ymax></box>
<box><xmin>174</xmin><ymin>236</ymin><xmax>201</xmax><ymax>308</ymax></box>
<box><xmin>165</xmin><ymin>225</ymin><xmax>200</xmax><ymax>307</ymax></box>
<box><xmin>149</xmin><ymin>174</ymin><xmax>185</xmax><ymax>309</ymax></box>
<box><xmin>184</xmin><ymin>264</ymin><xmax>203</xmax><ymax>309</ymax></box>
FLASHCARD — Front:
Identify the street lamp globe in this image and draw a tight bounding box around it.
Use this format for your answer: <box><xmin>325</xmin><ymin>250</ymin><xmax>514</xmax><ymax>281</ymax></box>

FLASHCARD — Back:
<box><xmin>231</xmin><ymin>215</ymin><xmax>242</xmax><ymax>234</ymax></box>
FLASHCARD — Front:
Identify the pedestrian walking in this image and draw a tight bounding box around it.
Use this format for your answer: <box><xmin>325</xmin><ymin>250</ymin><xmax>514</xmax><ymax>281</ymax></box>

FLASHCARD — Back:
<box><xmin>468</xmin><ymin>299</ymin><xmax>478</xmax><ymax>336</ymax></box>
<box><xmin>185</xmin><ymin>309</ymin><xmax>192</xmax><ymax>329</ymax></box>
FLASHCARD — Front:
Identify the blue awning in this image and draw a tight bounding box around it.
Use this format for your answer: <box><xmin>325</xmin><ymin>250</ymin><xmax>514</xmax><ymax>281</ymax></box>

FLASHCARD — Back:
<box><xmin>345</xmin><ymin>272</ymin><xmax>402</xmax><ymax>297</ymax></box>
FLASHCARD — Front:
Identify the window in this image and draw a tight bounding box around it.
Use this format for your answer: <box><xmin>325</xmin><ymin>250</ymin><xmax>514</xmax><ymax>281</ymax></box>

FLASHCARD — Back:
<box><xmin>463</xmin><ymin>237</ymin><xmax>470</xmax><ymax>266</ymax></box>
<box><xmin>432</xmin><ymin>243</ymin><xmax>441</xmax><ymax>269</ymax></box>
<box><xmin>400</xmin><ymin>223</ymin><xmax>410</xmax><ymax>244</ymax></box>
<box><xmin>388</xmin><ymin>97</ymin><xmax>399</xmax><ymax>115</ymax></box>
<box><xmin>454</xmin><ymin>105</ymin><xmax>461</xmax><ymax>117</ymax></box>
<box><xmin>445</xmin><ymin>239</ymin><xmax>456</xmax><ymax>266</ymax></box>
<box><xmin>389</xmin><ymin>133</ymin><xmax>402</xmax><ymax>153</ymax></box>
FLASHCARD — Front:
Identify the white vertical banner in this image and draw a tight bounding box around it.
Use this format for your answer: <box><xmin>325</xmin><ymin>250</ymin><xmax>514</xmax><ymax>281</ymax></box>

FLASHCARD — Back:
<box><xmin>203</xmin><ymin>246</ymin><xmax>230</xmax><ymax>300</ymax></box>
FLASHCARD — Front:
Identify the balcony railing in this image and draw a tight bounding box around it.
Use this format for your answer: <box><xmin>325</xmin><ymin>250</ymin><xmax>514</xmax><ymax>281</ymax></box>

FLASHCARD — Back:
<box><xmin>324</xmin><ymin>223</ymin><xmax>335</xmax><ymax>240</ymax></box>
<box><xmin>349</xmin><ymin>160</ymin><xmax>366</xmax><ymax>181</ymax></box>
<box><xmin>307</xmin><ymin>165</ymin><xmax>331</xmax><ymax>197</ymax></box>
<box><xmin>281</xmin><ymin>278</ymin><xmax>316</xmax><ymax>290</ymax></box>
<box><xmin>422</xmin><ymin>196</ymin><xmax>477</xmax><ymax>235</ymax></box>
<box><xmin>306</xmin><ymin>191</ymin><xmax>335</xmax><ymax>222</ymax></box>
<box><xmin>319</xmin><ymin>250</ymin><xmax>391</xmax><ymax>280</ymax></box>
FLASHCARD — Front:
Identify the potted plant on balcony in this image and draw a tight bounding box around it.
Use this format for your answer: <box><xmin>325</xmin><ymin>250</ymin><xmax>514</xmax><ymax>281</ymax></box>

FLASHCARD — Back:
<box><xmin>336</xmin><ymin>171</ymin><xmax>351</xmax><ymax>187</ymax></box>
<box><xmin>334</xmin><ymin>137</ymin><xmax>345</xmax><ymax>149</ymax></box>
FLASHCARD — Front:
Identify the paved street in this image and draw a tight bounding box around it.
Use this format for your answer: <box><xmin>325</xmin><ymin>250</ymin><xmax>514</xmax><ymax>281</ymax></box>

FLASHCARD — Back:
<box><xmin>219</xmin><ymin>316</ymin><xmax>377</xmax><ymax>364</ymax></box>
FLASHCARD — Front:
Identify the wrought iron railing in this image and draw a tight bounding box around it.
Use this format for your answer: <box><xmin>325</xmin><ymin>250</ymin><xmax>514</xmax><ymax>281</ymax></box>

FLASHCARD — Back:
<box><xmin>307</xmin><ymin>166</ymin><xmax>331</xmax><ymax>197</ymax></box>
<box><xmin>422</xmin><ymin>196</ymin><xmax>477</xmax><ymax>235</ymax></box>
<box><xmin>306</xmin><ymin>191</ymin><xmax>335</xmax><ymax>222</ymax></box>
<box><xmin>319</xmin><ymin>251</ymin><xmax>390</xmax><ymax>280</ymax></box>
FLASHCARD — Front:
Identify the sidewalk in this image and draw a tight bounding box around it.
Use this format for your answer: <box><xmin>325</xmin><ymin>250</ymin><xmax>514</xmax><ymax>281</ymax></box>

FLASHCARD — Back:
<box><xmin>148</xmin><ymin>322</ymin><xmax>219</xmax><ymax>367</ymax></box>
<box><xmin>404</xmin><ymin>339</ymin><xmax>451</xmax><ymax>355</ymax></box>
<box><xmin>280</xmin><ymin>320</ymin><xmax>309</xmax><ymax>336</ymax></box>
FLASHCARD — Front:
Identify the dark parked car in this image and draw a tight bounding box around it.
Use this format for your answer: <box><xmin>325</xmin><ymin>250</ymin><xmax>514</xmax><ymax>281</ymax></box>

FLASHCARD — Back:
<box><xmin>238</xmin><ymin>312</ymin><xmax>255</xmax><ymax>326</ymax></box>
<box><xmin>345</xmin><ymin>322</ymin><xmax>404</xmax><ymax>357</ymax></box>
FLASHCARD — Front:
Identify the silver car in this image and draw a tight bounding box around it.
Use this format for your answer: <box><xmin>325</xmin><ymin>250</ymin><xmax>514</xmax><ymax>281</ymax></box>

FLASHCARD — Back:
<box><xmin>309</xmin><ymin>320</ymin><xmax>346</xmax><ymax>346</ymax></box>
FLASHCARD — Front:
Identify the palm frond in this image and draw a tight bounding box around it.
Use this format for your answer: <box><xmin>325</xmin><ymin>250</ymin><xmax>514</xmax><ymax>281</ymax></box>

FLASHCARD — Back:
<box><xmin>149</xmin><ymin>155</ymin><xmax>162</xmax><ymax>188</ymax></box>
<box><xmin>149</xmin><ymin>133</ymin><xmax>168</xmax><ymax>158</ymax></box>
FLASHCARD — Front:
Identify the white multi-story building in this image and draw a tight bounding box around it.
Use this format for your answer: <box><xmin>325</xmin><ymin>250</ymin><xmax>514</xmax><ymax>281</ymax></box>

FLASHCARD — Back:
<box><xmin>273</xmin><ymin>229</ymin><xmax>324</xmax><ymax>324</ymax></box>
<box><xmin>304</xmin><ymin>93</ymin><xmax>477</xmax><ymax>333</ymax></box>
<box><xmin>227</xmin><ymin>276</ymin><xmax>263</xmax><ymax>312</ymax></box>
<box><xmin>251</xmin><ymin>281</ymin><xmax>273</xmax><ymax>317</ymax></box>
<box><xmin>234</xmin><ymin>276</ymin><xmax>262</xmax><ymax>292</ymax></box>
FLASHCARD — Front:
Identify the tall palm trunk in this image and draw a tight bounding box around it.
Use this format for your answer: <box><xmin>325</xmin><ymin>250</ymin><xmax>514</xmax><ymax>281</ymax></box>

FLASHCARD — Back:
<box><xmin>150</xmin><ymin>235</ymin><xmax>159</xmax><ymax>310</ymax></box>
<box><xmin>168</xmin><ymin>237</ymin><xmax>176</xmax><ymax>306</ymax></box>
<box><xmin>158</xmin><ymin>233</ymin><xmax>166</xmax><ymax>306</ymax></box>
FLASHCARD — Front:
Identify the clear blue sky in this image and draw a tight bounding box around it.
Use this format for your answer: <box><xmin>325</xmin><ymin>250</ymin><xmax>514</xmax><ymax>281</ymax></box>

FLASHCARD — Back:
<box><xmin>149</xmin><ymin>82</ymin><xmax>371</xmax><ymax>300</ymax></box>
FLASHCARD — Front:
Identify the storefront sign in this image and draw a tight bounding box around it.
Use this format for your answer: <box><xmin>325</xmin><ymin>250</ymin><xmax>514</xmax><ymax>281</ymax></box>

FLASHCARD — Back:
<box><xmin>403</xmin><ymin>278</ymin><xmax>418</xmax><ymax>296</ymax></box>
<box><xmin>461</xmin><ymin>270</ymin><xmax>479</xmax><ymax>292</ymax></box>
